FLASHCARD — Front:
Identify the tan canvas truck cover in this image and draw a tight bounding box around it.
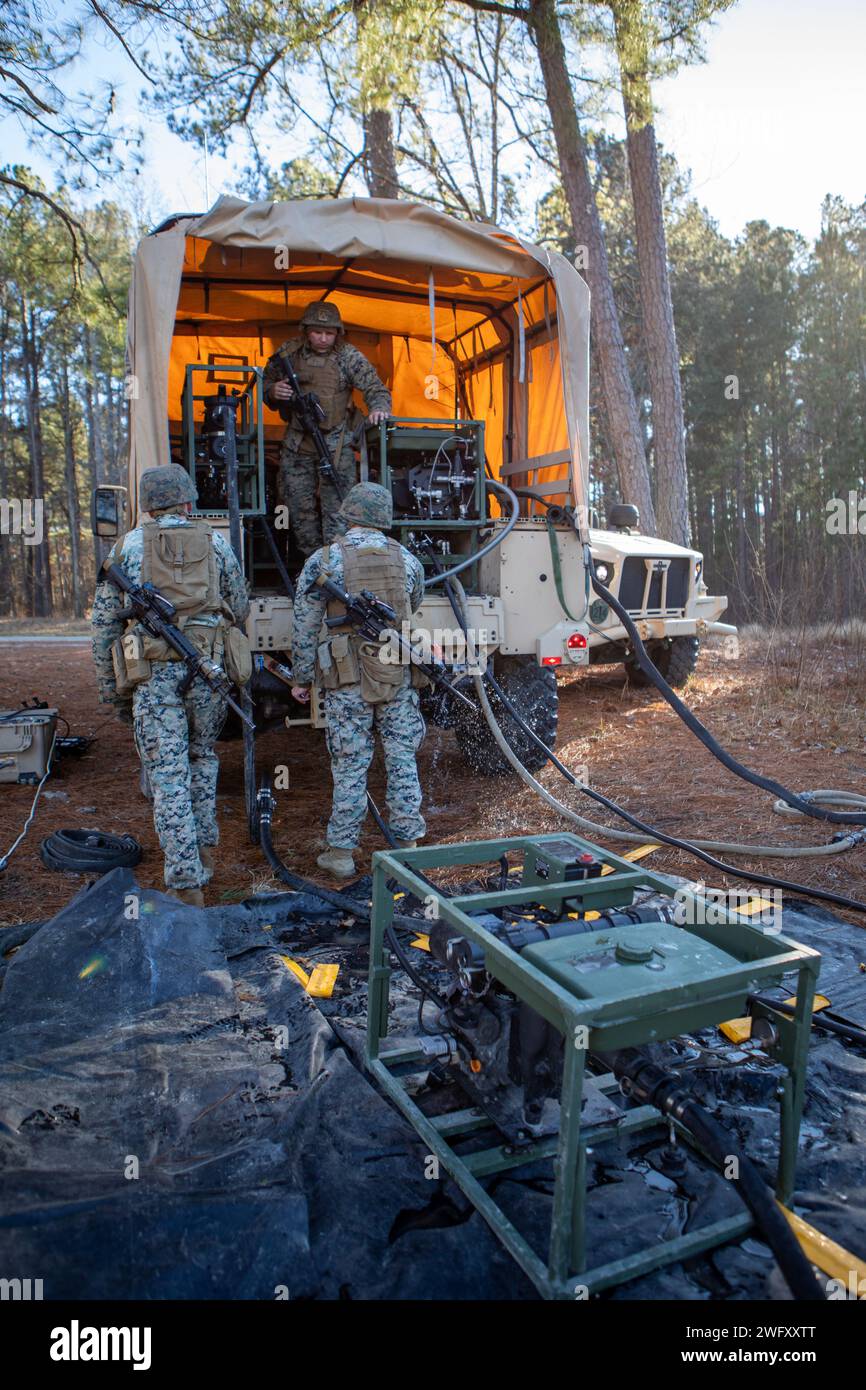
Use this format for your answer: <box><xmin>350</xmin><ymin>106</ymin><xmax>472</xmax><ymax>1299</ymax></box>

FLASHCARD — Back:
<box><xmin>125</xmin><ymin>195</ymin><xmax>591</xmax><ymax>539</ymax></box>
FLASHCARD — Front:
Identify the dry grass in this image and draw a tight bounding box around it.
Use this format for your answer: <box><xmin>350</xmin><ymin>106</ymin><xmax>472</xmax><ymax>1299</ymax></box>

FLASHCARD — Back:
<box><xmin>0</xmin><ymin>618</ymin><xmax>91</xmax><ymax>636</ymax></box>
<box><xmin>2</xmin><ymin>630</ymin><xmax>866</xmax><ymax>927</ymax></box>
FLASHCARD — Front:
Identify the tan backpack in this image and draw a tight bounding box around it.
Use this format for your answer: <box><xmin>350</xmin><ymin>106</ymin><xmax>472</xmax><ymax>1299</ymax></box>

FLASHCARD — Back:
<box><xmin>111</xmin><ymin>519</ymin><xmax>251</xmax><ymax>688</ymax></box>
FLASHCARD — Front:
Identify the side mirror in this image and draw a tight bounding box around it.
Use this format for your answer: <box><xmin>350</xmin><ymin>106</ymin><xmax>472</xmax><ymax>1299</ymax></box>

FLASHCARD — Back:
<box><xmin>608</xmin><ymin>503</ymin><xmax>640</xmax><ymax>532</ymax></box>
<box><xmin>91</xmin><ymin>485</ymin><xmax>128</xmax><ymax>538</ymax></box>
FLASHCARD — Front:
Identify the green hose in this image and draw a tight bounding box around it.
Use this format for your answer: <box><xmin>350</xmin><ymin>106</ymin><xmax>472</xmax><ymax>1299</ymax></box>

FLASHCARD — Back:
<box><xmin>546</xmin><ymin>514</ymin><xmax>583</xmax><ymax>623</ymax></box>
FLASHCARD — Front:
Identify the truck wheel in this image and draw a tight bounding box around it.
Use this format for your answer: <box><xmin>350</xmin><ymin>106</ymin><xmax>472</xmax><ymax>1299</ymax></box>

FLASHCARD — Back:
<box><xmin>453</xmin><ymin>656</ymin><xmax>558</xmax><ymax>776</ymax></box>
<box><xmin>625</xmin><ymin>636</ymin><xmax>700</xmax><ymax>689</ymax></box>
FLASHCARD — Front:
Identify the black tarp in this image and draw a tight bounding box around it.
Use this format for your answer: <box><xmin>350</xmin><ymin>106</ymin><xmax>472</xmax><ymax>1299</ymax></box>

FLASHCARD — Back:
<box><xmin>0</xmin><ymin>869</ymin><xmax>864</xmax><ymax>1300</ymax></box>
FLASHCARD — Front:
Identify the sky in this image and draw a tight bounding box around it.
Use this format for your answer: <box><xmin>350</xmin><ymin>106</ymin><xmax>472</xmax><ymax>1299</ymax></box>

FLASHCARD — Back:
<box><xmin>2</xmin><ymin>0</ymin><xmax>864</xmax><ymax>242</ymax></box>
<box><xmin>650</xmin><ymin>0</ymin><xmax>866</xmax><ymax>239</ymax></box>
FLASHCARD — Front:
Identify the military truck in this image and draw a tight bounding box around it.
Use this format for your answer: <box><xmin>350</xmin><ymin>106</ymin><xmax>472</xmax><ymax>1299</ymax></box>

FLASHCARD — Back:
<box><xmin>92</xmin><ymin>196</ymin><xmax>733</xmax><ymax>813</ymax></box>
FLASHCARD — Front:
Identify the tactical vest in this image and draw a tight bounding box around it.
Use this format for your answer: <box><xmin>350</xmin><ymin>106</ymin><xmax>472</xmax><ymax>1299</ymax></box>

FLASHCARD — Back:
<box><xmin>111</xmin><ymin>517</ymin><xmax>252</xmax><ymax>692</ymax></box>
<box><xmin>119</xmin><ymin>519</ymin><xmax>223</xmax><ymax>674</ymax></box>
<box><xmin>315</xmin><ymin>539</ymin><xmax>414</xmax><ymax>703</ymax></box>
<box><xmin>285</xmin><ymin>346</ymin><xmax>351</xmax><ymax>448</ymax></box>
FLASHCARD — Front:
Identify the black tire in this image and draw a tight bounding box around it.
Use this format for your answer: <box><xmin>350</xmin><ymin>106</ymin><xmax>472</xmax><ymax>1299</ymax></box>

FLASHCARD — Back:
<box><xmin>453</xmin><ymin>656</ymin><xmax>558</xmax><ymax>776</ymax></box>
<box><xmin>625</xmin><ymin>636</ymin><xmax>700</xmax><ymax>689</ymax></box>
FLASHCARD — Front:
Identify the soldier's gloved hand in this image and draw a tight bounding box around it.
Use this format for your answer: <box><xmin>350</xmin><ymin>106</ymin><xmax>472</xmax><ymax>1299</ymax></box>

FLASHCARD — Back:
<box><xmin>273</xmin><ymin>380</ymin><xmax>295</xmax><ymax>401</ymax></box>
<box><xmin>291</xmin><ymin>685</ymin><xmax>311</xmax><ymax>704</ymax></box>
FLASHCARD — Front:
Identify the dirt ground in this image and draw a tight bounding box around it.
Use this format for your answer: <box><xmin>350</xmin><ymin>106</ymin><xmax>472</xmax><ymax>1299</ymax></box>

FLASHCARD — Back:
<box><xmin>2</xmin><ymin>631</ymin><xmax>866</xmax><ymax>929</ymax></box>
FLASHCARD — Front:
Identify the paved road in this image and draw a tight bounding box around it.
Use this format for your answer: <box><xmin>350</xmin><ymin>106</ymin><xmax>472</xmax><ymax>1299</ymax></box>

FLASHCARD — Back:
<box><xmin>0</xmin><ymin>636</ymin><xmax>90</xmax><ymax>644</ymax></box>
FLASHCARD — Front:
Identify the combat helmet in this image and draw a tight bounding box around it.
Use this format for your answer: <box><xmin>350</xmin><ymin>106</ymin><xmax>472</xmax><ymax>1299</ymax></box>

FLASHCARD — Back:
<box><xmin>336</xmin><ymin>482</ymin><xmax>393</xmax><ymax>532</ymax></box>
<box><xmin>139</xmin><ymin>463</ymin><xmax>197</xmax><ymax>513</ymax></box>
<box><xmin>300</xmin><ymin>301</ymin><xmax>344</xmax><ymax>335</ymax></box>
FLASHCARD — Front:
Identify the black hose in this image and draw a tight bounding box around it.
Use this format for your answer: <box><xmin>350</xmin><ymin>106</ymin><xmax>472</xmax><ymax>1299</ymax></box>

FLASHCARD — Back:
<box><xmin>258</xmin><ymin>783</ymin><xmax>448</xmax><ymax>1008</ymax></box>
<box><xmin>607</xmin><ymin>1049</ymin><xmax>825</xmax><ymax>1301</ymax></box>
<box><xmin>589</xmin><ymin>557</ymin><xmax>866</xmax><ymax>827</ymax></box>
<box><xmin>749</xmin><ymin>994</ymin><xmax>866</xmax><ymax>1047</ymax></box>
<box><xmin>40</xmin><ymin>828</ymin><xmax>142</xmax><ymax>874</ymax></box>
<box><xmin>423</xmin><ymin>477</ymin><xmax>520</xmax><ymax>589</ymax></box>
<box><xmin>251</xmin><ymin>516</ymin><xmax>296</xmax><ymax>600</ymax></box>
<box><xmin>363</xmin><ymin>792</ymin><xmax>450</xmax><ymax>1009</ymax></box>
<box><xmin>432</xmin><ymin>546</ymin><xmax>866</xmax><ymax>916</ymax></box>
<box><xmin>485</xmin><ymin>661</ymin><xmax>866</xmax><ymax>916</ymax></box>
<box><xmin>256</xmin><ymin>783</ymin><xmax>431</xmax><ymax>933</ymax></box>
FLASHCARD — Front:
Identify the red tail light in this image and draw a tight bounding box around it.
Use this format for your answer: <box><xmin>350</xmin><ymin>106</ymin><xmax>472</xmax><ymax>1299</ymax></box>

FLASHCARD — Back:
<box><xmin>541</xmin><ymin>655</ymin><xmax>562</xmax><ymax>666</ymax></box>
<box><xmin>567</xmin><ymin>632</ymin><xmax>588</xmax><ymax>650</ymax></box>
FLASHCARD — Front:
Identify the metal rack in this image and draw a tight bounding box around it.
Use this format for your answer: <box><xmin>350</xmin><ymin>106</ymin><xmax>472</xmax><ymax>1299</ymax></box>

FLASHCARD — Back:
<box><xmin>365</xmin><ymin>832</ymin><xmax>819</xmax><ymax>1299</ymax></box>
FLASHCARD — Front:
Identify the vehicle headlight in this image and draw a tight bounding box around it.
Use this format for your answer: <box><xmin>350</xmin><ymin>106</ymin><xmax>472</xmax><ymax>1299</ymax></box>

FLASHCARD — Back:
<box><xmin>594</xmin><ymin>561</ymin><xmax>613</xmax><ymax>584</ymax></box>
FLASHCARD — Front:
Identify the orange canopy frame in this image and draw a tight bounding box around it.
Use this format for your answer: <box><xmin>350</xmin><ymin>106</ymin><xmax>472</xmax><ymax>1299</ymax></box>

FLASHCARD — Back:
<box><xmin>127</xmin><ymin>195</ymin><xmax>590</xmax><ymax>534</ymax></box>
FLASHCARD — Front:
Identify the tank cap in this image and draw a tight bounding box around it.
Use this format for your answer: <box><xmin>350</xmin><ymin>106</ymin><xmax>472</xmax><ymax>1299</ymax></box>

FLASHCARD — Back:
<box><xmin>615</xmin><ymin>937</ymin><xmax>654</xmax><ymax>964</ymax></box>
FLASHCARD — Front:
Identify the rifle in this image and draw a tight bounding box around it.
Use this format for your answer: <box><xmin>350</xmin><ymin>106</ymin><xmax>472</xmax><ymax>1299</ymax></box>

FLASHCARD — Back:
<box><xmin>104</xmin><ymin>564</ymin><xmax>255</xmax><ymax>730</ymax></box>
<box><xmin>311</xmin><ymin>574</ymin><xmax>476</xmax><ymax>709</ymax></box>
<box><xmin>277</xmin><ymin>354</ymin><xmax>345</xmax><ymax>501</ymax></box>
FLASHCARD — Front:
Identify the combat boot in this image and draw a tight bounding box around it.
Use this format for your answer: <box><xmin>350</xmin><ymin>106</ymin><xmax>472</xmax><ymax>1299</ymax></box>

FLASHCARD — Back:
<box><xmin>166</xmin><ymin>886</ymin><xmax>205</xmax><ymax>908</ymax></box>
<box><xmin>199</xmin><ymin>846</ymin><xmax>215</xmax><ymax>875</ymax></box>
<box><xmin>316</xmin><ymin>847</ymin><xmax>356</xmax><ymax>880</ymax></box>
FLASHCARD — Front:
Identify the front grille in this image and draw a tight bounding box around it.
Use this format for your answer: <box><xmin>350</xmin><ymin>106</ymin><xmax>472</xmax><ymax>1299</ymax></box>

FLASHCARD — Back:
<box><xmin>619</xmin><ymin>557</ymin><xmax>690</xmax><ymax>614</ymax></box>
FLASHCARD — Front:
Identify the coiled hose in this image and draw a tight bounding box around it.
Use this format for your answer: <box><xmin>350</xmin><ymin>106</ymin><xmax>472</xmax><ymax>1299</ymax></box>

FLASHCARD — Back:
<box><xmin>39</xmin><ymin>828</ymin><xmax>142</xmax><ymax>874</ymax></box>
<box><xmin>588</xmin><ymin>555</ymin><xmax>866</xmax><ymax>828</ymax></box>
<box><xmin>439</xmin><ymin>565</ymin><xmax>866</xmax><ymax>914</ymax></box>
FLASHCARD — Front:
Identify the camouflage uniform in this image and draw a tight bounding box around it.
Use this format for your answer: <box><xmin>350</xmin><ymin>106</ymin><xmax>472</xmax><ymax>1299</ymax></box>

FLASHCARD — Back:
<box><xmin>292</xmin><ymin>486</ymin><xmax>426</xmax><ymax>850</ymax></box>
<box><xmin>91</xmin><ymin>478</ymin><xmax>249</xmax><ymax>891</ymax></box>
<box><xmin>262</xmin><ymin>310</ymin><xmax>391</xmax><ymax>557</ymax></box>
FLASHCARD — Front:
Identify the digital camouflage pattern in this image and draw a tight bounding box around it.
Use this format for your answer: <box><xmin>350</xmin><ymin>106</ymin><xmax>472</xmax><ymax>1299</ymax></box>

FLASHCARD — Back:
<box><xmin>293</xmin><ymin>527</ymin><xmax>426</xmax><ymax>849</ymax></box>
<box><xmin>139</xmin><ymin>463</ymin><xmax>197</xmax><ymax>511</ymax></box>
<box><xmin>262</xmin><ymin>337</ymin><xmax>391</xmax><ymax>556</ymax></box>
<box><xmin>336</xmin><ymin>481</ymin><xmax>393</xmax><ymax>531</ymax></box>
<box><xmin>282</xmin><ymin>441</ymin><xmax>357</xmax><ymax>556</ymax></box>
<box><xmin>299</xmin><ymin>302</ymin><xmax>344</xmax><ymax>331</ymax></box>
<box><xmin>323</xmin><ymin>683</ymin><xmax>426</xmax><ymax>848</ymax></box>
<box><xmin>91</xmin><ymin>512</ymin><xmax>249</xmax><ymax>889</ymax></box>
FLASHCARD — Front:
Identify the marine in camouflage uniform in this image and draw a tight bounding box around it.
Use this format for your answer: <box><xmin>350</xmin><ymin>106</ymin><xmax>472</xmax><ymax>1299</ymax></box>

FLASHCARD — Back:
<box><xmin>262</xmin><ymin>301</ymin><xmax>391</xmax><ymax>557</ymax></box>
<box><xmin>91</xmin><ymin>464</ymin><xmax>249</xmax><ymax>902</ymax></box>
<box><xmin>291</xmin><ymin>483</ymin><xmax>426</xmax><ymax>877</ymax></box>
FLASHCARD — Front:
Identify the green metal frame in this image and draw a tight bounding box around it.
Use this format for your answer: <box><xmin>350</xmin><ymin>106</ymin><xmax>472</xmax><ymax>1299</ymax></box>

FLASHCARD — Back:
<box><xmin>365</xmin><ymin>832</ymin><xmax>820</xmax><ymax>1300</ymax></box>
<box><xmin>368</xmin><ymin>416</ymin><xmax>487</xmax><ymax>588</ymax></box>
<box><xmin>181</xmin><ymin>363</ymin><xmax>266</xmax><ymax>518</ymax></box>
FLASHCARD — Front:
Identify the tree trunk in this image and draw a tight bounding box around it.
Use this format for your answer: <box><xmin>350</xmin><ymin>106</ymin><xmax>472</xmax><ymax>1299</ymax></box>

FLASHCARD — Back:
<box><xmin>354</xmin><ymin>0</ymin><xmax>399</xmax><ymax>199</ymax></box>
<box><xmin>19</xmin><ymin>300</ymin><xmax>53</xmax><ymax>616</ymax></box>
<box><xmin>734</xmin><ymin>455</ymin><xmax>747</xmax><ymax>614</ymax></box>
<box><xmin>0</xmin><ymin>308</ymin><xmax>13</xmax><ymax>615</ymax></box>
<box><xmin>105</xmin><ymin>368</ymin><xmax>121</xmax><ymax>481</ymax></box>
<box><xmin>61</xmin><ymin>359</ymin><xmax>84</xmax><ymax>618</ymax></box>
<box><xmin>363</xmin><ymin>108</ymin><xmax>400</xmax><ymax>198</ymax></box>
<box><xmin>83</xmin><ymin>326</ymin><xmax>105</xmax><ymax>487</ymax></box>
<box><xmin>529</xmin><ymin>0</ymin><xmax>656</xmax><ymax>531</ymax></box>
<box><xmin>612</xmin><ymin>0</ymin><xmax>689</xmax><ymax>544</ymax></box>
